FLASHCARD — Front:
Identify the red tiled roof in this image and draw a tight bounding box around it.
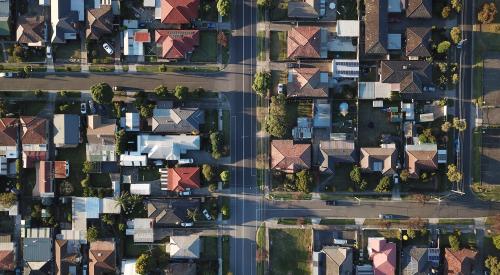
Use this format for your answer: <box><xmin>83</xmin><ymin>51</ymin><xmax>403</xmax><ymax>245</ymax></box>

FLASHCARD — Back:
<box><xmin>287</xmin><ymin>26</ymin><xmax>321</xmax><ymax>59</ymax></box>
<box><xmin>167</xmin><ymin>167</ymin><xmax>201</xmax><ymax>191</ymax></box>
<box><xmin>54</xmin><ymin>161</ymin><xmax>68</xmax><ymax>179</ymax></box>
<box><xmin>20</xmin><ymin>116</ymin><xmax>47</xmax><ymax>145</ymax></box>
<box><xmin>38</xmin><ymin>161</ymin><xmax>52</xmax><ymax>194</ymax></box>
<box><xmin>134</xmin><ymin>31</ymin><xmax>151</xmax><ymax>42</ymax></box>
<box><xmin>445</xmin><ymin>248</ymin><xmax>477</xmax><ymax>275</ymax></box>
<box><xmin>23</xmin><ymin>151</ymin><xmax>47</xmax><ymax>169</ymax></box>
<box><xmin>0</xmin><ymin>118</ymin><xmax>18</xmax><ymax>147</ymax></box>
<box><xmin>89</xmin><ymin>240</ymin><xmax>116</xmax><ymax>275</ymax></box>
<box><xmin>161</xmin><ymin>0</ymin><xmax>199</xmax><ymax>24</ymax></box>
<box><xmin>369</xmin><ymin>238</ymin><xmax>396</xmax><ymax>275</ymax></box>
<box><xmin>271</xmin><ymin>140</ymin><xmax>311</xmax><ymax>173</ymax></box>
<box><xmin>0</xmin><ymin>250</ymin><xmax>15</xmax><ymax>271</ymax></box>
<box><xmin>155</xmin><ymin>30</ymin><xmax>199</xmax><ymax>59</ymax></box>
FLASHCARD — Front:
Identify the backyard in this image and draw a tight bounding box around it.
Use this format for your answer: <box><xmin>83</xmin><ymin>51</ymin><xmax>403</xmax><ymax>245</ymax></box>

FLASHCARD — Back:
<box><xmin>269</xmin><ymin>228</ymin><xmax>312</xmax><ymax>275</ymax></box>
<box><xmin>55</xmin><ymin>145</ymin><xmax>86</xmax><ymax>196</ymax></box>
<box><xmin>358</xmin><ymin>100</ymin><xmax>399</xmax><ymax>147</ymax></box>
<box><xmin>191</xmin><ymin>31</ymin><xmax>217</xmax><ymax>62</ymax></box>
<box><xmin>270</xmin><ymin>31</ymin><xmax>287</xmax><ymax>61</ymax></box>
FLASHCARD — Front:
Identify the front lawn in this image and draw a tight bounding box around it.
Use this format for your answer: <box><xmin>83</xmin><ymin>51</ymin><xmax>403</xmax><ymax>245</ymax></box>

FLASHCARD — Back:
<box><xmin>358</xmin><ymin>100</ymin><xmax>399</xmax><ymax>147</ymax></box>
<box><xmin>191</xmin><ymin>31</ymin><xmax>217</xmax><ymax>62</ymax></box>
<box><xmin>200</xmin><ymin>0</ymin><xmax>218</xmax><ymax>21</ymax></box>
<box><xmin>270</xmin><ymin>0</ymin><xmax>289</xmax><ymax>21</ymax></box>
<box><xmin>270</xmin><ymin>31</ymin><xmax>287</xmax><ymax>61</ymax></box>
<box><xmin>269</xmin><ymin>228</ymin><xmax>312</xmax><ymax>275</ymax></box>
<box><xmin>54</xmin><ymin>40</ymin><xmax>81</xmax><ymax>62</ymax></box>
<box><xmin>257</xmin><ymin>31</ymin><xmax>266</xmax><ymax>61</ymax></box>
<box><xmin>471</xmin><ymin>183</ymin><xmax>500</xmax><ymax>202</ymax></box>
<box><xmin>56</xmin><ymin>145</ymin><xmax>86</xmax><ymax>196</ymax></box>
<box><xmin>320</xmin><ymin>219</ymin><xmax>356</xmax><ymax>225</ymax></box>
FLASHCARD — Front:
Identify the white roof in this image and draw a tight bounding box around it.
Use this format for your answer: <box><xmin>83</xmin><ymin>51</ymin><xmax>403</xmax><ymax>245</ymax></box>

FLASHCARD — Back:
<box><xmin>122</xmin><ymin>259</ymin><xmax>139</xmax><ymax>275</ymax></box>
<box><xmin>125</xmin><ymin>112</ymin><xmax>140</xmax><ymax>131</ymax></box>
<box><xmin>419</xmin><ymin>113</ymin><xmax>434</xmax><ymax>122</ymax></box>
<box><xmin>170</xmin><ymin>236</ymin><xmax>200</xmax><ymax>259</ymax></box>
<box><xmin>130</xmin><ymin>184</ymin><xmax>151</xmax><ymax>195</ymax></box>
<box><xmin>136</xmin><ymin>134</ymin><xmax>200</xmax><ymax>160</ymax></box>
<box><xmin>120</xmin><ymin>152</ymin><xmax>147</xmax><ymax>166</ymax></box>
<box><xmin>144</xmin><ymin>0</ymin><xmax>156</xmax><ymax>6</ymax></box>
<box><xmin>133</xmin><ymin>218</ymin><xmax>154</xmax><ymax>243</ymax></box>
<box><xmin>328</xmin><ymin>38</ymin><xmax>357</xmax><ymax>52</ymax></box>
<box><xmin>332</xmin><ymin>59</ymin><xmax>359</xmax><ymax>78</ymax></box>
<box><xmin>102</xmin><ymin>198</ymin><xmax>121</xmax><ymax>214</ymax></box>
<box><xmin>123</xmin><ymin>29</ymin><xmax>149</xmax><ymax>56</ymax></box>
<box><xmin>358</xmin><ymin>82</ymin><xmax>393</xmax><ymax>99</ymax></box>
<box><xmin>313</xmin><ymin>103</ymin><xmax>331</xmax><ymax>128</ymax></box>
<box><xmin>85</xmin><ymin>197</ymin><xmax>100</xmax><ymax>219</ymax></box>
<box><xmin>336</xmin><ymin>20</ymin><xmax>359</xmax><ymax>37</ymax></box>
<box><xmin>401</xmin><ymin>103</ymin><xmax>415</xmax><ymax>120</ymax></box>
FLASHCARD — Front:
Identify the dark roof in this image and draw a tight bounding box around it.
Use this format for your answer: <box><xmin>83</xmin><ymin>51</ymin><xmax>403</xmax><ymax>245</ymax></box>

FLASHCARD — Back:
<box><xmin>152</xmin><ymin>106</ymin><xmax>204</xmax><ymax>133</ymax></box>
<box><xmin>319</xmin><ymin>140</ymin><xmax>357</xmax><ymax>173</ymax></box>
<box><xmin>287</xmin><ymin>26</ymin><xmax>322</xmax><ymax>59</ymax></box>
<box><xmin>16</xmin><ymin>16</ymin><xmax>45</xmax><ymax>44</ymax></box>
<box><xmin>51</xmin><ymin>0</ymin><xmax>78</xmax><ymax>43</ymax></box>
<box><xmin>406</xmin><ymin>27</ymin><xmax>431</xmax><ymax>57</ymax></box>
<box><xmin>380</xmin><ymin>61</ymin><xmax>432</xmax><ymax>94</ymax></box>
<box><xmin>288</xmin><ymin>0</ymin><xmax>319</xmax><ymax>18</ymax></box>
<box><xmin>147</xmin><ymin>199</ymin><xmax>200</xmax><ymax>225</ymax></box>
<box><xmin>165</xmin><ymin>262</ymin><xmax>197</xmax><ymax>275</ymax></box>
<box><xmin>0</xmin><ymin>118</ymin><xmax>18</xmax><ymax>147</ymax></box>
<box><xmin>364</xmin><ymin>0</ymin><xmax>388</xmax><ymax>55</ymax></box>
<box><xmin>86</xmin><ymin>5</ymin><xmax>113</xmax><ymax>40</ymax></box>
<box><xmin>287</xmin><ymin>67</ymin><xmax>329</xmax><ymax>98</ymax></box>
<box><xmin>53</xmin><ymin>114</ymin><xmax>80</xmax><ymax>146</ymax></box>
<box><xmin>323</xmin><ymin>246</ymin><xmax>353</xmax><ymax>275</ymax></box>
<box><xmin>402</xmin><ymin>247</ymin><xmax>431</xmax><ymax>275</ymax></box>
<box><xmin>23</xmin><ymin>238</ymin><xmax>52</xmax><ymax>263</ymax></box>
<box><xmin>271</xmin><ymin>140</ymin><xmax>312</xmax><ymax>173</ymax></box>
<box><xmin>55</xmin><ymin>240</ymin><xmax>78</xmax><ymax>275</ymax></box>
<box><xmin>406</xmin><ymin>0</ymin><xmax>432</xmax><ymax>18</ymax></box>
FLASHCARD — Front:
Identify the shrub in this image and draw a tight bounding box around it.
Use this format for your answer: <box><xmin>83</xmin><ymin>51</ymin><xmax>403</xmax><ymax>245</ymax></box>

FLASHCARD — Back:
<box><xmin>350</xmin><ymin>165</ymin><xmax>362</xmax><ymax>184</ymax></box>
<box><xmin>478</xmin><ymin>2</ymin><xmax>497</xmax><ymax>24</ymax></box>
<box><xmin>86</xmin><ymin>226</ymin><xmax>99</xmax><ymax>242</ymax></box>
<box><xmin>295</xmin><ymin>170</ymin><xmax>313</xmax><ymax>193</ymax></box>
<box><xmin>450</xmin><ymin>27</ymin><xmax>462</xmax><ymax>44</ymax></box>
<box><xmin>210</xmin><ymin>131</ymin><xmax>223</xmax><ymax>159</ymax></box>
<box><xmin>252</xmin><ymin>71</ymin><xmax>271</xmax><ymax>96</ymax></box>
<box><xmin>437</xmin><ymin>41</ymin><xmax>451</xmax><ymax>53</ymax></box>
<box><xmin>202</xmin><ymin>164</ymin><xmax>214</xmax><ymax>182</ymax></box>
<box><xmin>375</xmin><ymin>176</ymin><xmax>391</xmax><ymax>192</ymax></box>
<box><xmin>154</xmin><ymin>85</ymin><xmax>169</xmax><ymax>97</ymax></box>
<box><xmin>442</xmin><ymin>5</ymin><xmax>452</xmax><ymax>18</ymax></box>
<box><xmin>220</xmin><ymin>170</ymin><xmax>230</xmax><ymax>182</ymax></box>
<box><xmin>449</xmin><ymin>234</ymin><xmax>460</xmax><ymax>251</ymax></box>
<box><xmin>208</xmin><ymin>183</ymin><xmax>218</xmax><ymax>192</ymax></box>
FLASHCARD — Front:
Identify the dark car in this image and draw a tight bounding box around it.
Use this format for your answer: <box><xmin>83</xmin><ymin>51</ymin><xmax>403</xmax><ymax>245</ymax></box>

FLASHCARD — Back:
<box><xmin>325</xmin><ymin>200</ymin><xmax>336</xmax><ymax>206</ymax></box>
<box><xmin>113</xmin><ymin>86</ymin><xmax>125</xmax><ymax>91</ymax></box>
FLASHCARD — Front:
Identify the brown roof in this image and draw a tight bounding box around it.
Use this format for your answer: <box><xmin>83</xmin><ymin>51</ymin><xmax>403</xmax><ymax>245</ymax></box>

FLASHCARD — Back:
<box><xmin>406</xmin><ymin>27</ymin><xmax>431</xmax><ymax>57</ymax></box>
<box><xmin>20</xmin><ymin>117</ymin><xmax>47</xmax><ymax>145</ymax></box>
<box><xmin>86</xmin><ymin>115</ymin><xmax>116</xmax><ymax>145</ymax></box>
<box><xmin>0</xmin><ymin>250</ymin><xmax>14</xmax><ymax>271</ymax></box>
<box><xmin>405</xmin><ymin>145</ymin><xmax>438</xmax><ymax>178</ymax></box>
<box><xmin>360</xmin><ymin>147</ymin><xmax>397</xmax><ymax>175</ymax></box>
<box><xmin>364</xmin><ymin>0</ymin><xmax>388</xmax><ymax>55</ymax></box>
<box><xmin>380</xmin><ymin>61</ymin><xmax>432</xmax><ymax>94</ymax></box>
<box><xmin>165</xmin><ymin>262</ymin><xmax>197</xmax><ymax>275</ymax></box>
<box><xmin>271</xmin><ymin>140</ymin><xmax>311</xmax><ymax>173</ymax></box>
<box><xmin>287</xmin><ymin>67</ymin><xmax>329</xmax><ymax>98</ymax></box>
<box><xmin>86</xmin><ymin>5</ymin><xmax>113</xmax><ymax>39</ymax></box>
<box><xmin>444</xmin><ymin>248</ymin><xmax>477</xmax><ymax>275</ymax></box>
<box><xmin>89</xmin><ymin>240</ymin><xmax>116</xmax><ymax>275</ymax></box>
<box><xmin>287</xmin><ymin>26</ymin><xmax>322</xmax><ymax>59</ymax></box>
<box><xmin>155</xmin><ymin>30</ymin><xmax>199</xmax><ymax>59</ymax></box>
<box><xmin>16</xmin><ymin>16</ymin><xmax>45</xmax><ymax>44</ymax></box>
<box><xmin>55</xmin><ymin>240</ymin><xmax>78</xmax><ymax>275</ymax></box>
<box><xmin>406</xmin><ymin>0</ymin><xmax>432</xmax><ymax>18</ymax></box>
<box><xmin>0</xmin><ymin>118</ymin><xmax>18</xmax><ymax>147</ymax></box>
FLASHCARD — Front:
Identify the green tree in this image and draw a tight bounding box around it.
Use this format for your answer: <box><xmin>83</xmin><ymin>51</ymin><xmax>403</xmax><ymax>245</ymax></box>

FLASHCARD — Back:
<box><xmin>82</xmin><ymin>161</ymin><xmax>92</xmax><ymax>174</ymax></box>
<box><xmin>359</xmin><ymin>180</ymin><xmax>368</xmax><ymax>191</ymax></box>
<box><xmin>453</xmin><ymin>117</ymin><xmax>467</xmax><ymax>131</ymax></box>
<box><xmin>485</xmin><ymin>256</ymin><xmax>500</xmax><ymax>275</ymax></box>
<box><xmin>447</xmin><ymin>164</ymin><xmax>463</xmax><ymax>183</ymax></box>
<box><xmin>186</xmin><ymin>208</ymin><xmax>199</xmax><ymax>221</ymax></box>
<box><xmin>208</xmin><ymin>183</ymin><xmax>218</xmax><ymax>192</ymax></box>
<box><xmin>90</xmin><ymin>83</ymin><xmax>113</xmax><ymax>104</ymax></box>
<box><xmin>220</xmin><ymin>170</ymin><xmax>230</xmax><ymax>182</ymax></box>
<box><xmin>493</xmin><ymin>234</ymin><xmax>500</xmax><ymax>250</ymax></box>
<box><xmin>441</xmin><ymin>121</ymin><xmax>452</xmax><ymax>132</ymax></box>
<box><xmin>135</xmin><ymin>252</ymin><xmax>154</xmax><ymax>275</ymax></box>
<box><xmin>115</xmin><ymin>129</ymin><xmax>126</xmax><ymax>155</ymax></box>
<box><xmin>217</xmin><ymin>0</ymin><xmax>231</xmax><ymax>17</ymax></box>
<box><xmin>174</xmin><ymin>85</ymin><xmax>188</xmax><ymax>100</ymax></box>
<box><xmin>210</xmin><ymin>131</ymin><xmax>223</xmax><ymax>159</ymax></box>
<box><xmin>81</xmin><ymin>176</ymin><xmax>90</xmax><ymax>188</ymax></box>
<box><xmin>418</xmin><ymin>128</ymin><xmax>436</xmax><ymax>144</ymax></box>
<box><xmin>400</xmin><ymin>169</ymin><xmax>409</xmax><ymax>182</ymax></box>
<box><xmin>118</xmin><ymin>223</ymin><xmax>126</xmax><ymax>232</ymax></box>
<box><xmin>265</xmin><ymin>95</ymin><xmax>288</xmax><ymax>138</ymax></box>
<box><xmin>0</xmin><ymin>99</ymin><xmax>6</xmax><ymax>117</ymax></box>
<box><xmin>437</xmin><ymin>41</ymin><xmax>451</xmax><ymax>54</ymax></box>
<box><xmin>450</xmin><ymin>27</ymin><xmax>462</xmax><ymax>44</ymax></box>
<box><xmin>34</xmin><ymin>89</ymin><xmax>43</xmax><ymax>97</ymax></box>
<box><xmin>375</xmin><ymin>176</ymin><xmax>391</xmax><ymax>192</ymax></box>
<box><xmin>350</xmin><ymin>165</ymin><xmax>362</xmax><ymax>184</ymax></box>
<box><xmin>86</xmin><ymin>226</ymin><xmax>99</xmax><ymax>242</ymax></box>
<box><xmin>257</xmin><ymin>0</ymin><xmax>271</xmax><ymax>8</ymax></box>
<box><xmin>139</xmin><ymin>103</ymin><xmax>155</xmax><ymax>118</ymax></box>
<box><xmin>102</xmin><ymin>214</ymin><xmax>114</xmax><ymax>225</ymax></box>
<box><xmin>478</xmin><ymin>2</ymin><xmax>497</xmax><ymax>23</ymax></box>
<box><xmin>154</xmin><ymin>85</ymin><xmax>169</xmax><ymax>97</ymax></box>
<box><xmin>451</xmin><ymin>0</ymin><xmax>462</xmax><ymax>12</ymax></box>
<box><xmin>0</xmin><ymin>193</ymin><xmax>16</xmax><ymax>207</ymax></box>
<box><xmin>449</xmin><ymin>234</ymin><xmax>460</xmax><ymax>251</ymax></box>
<box><xmin>221</xmin><ymin>204</ymin><xmax>229</xmax><ymax>217</ymax></box>
<box><xmin>252</xmin><ymin>71</ymin><xmax>271</xmax><ymax>96</ymax></box>
<box><xmin>452</xmin><ymin>73</ymin><xmax>459</xmax><ymax>84</ymax></box>
<box><xmin>442</xmin><ymin>5</ymin><xmax>452</xmax><ymax>18</ymax></box>
<box><xmin>202</xmin><ymin>164</ymin><xmax>214</xmax><ymax>182</ymax></box>
<box><xmin>295</xmin><ymin>170</ymin><xmax>313</xmax><ymax>193</ymax></box>
<box><xmin>407</xmin><ymin>228</ymin><xmax>417</xmax><ymax>239</ymax></box>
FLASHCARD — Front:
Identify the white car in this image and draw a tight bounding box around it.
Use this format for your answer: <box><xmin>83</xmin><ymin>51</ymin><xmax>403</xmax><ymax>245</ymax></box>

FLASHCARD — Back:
<box><xmin>393</xmin><ymin>174</ymin><xmax>399</xmax><ymax>185</ymax></box>
<box><xmin>178</xmin><ymin>188</ymin><xmax>192</xmax><ymax>196</ymax></box>
<box><xmin>202</xmin><ymin>209</ymin><xmax>212</xmax><ymax>220</ymax></box>
<box><xmin>277</xmin><ymin>83</ymin><xmax>285</xmax><ymax>94</ymax></box>
<box><xmin>180</xmin><ymin>222</ymin><xmax>193</xmax><ymax>227</ymax></box>
<box><xmin>0</xmin><ymin>72</ymin><xmax>14</xmax><ymax>78</ymax></box>
<box><xmin>46</xmin><ymin>46</ymin><xmax>52</xmax><ymax>59</ymax></box>
<box><xmin>102</xmin><ymin>42</ymin><xmax>114</xmax><ymax>55</ymax></box>
<box><xmin>80</xmin><ymin>103</ymin><xmax>87</xmax><ymax>115</ymax></box>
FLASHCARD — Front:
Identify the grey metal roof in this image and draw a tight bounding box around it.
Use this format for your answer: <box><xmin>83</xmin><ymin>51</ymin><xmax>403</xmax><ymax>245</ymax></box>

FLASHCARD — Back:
<box><xmin>0</xmin><ymin>0</ymin><xmax>10</xmax><ymax>18</ymax></box>
<box><xmin>147</xmin><ymin>199</ymin><xmax>200</xmax><ymax>225</ymax></box>
<box><xmin>319</xmin><ymin>140</ymin><xmax>357</xmax><ymax>173</ymax></box>
<box><xmin>53</xmin><ymin>114</ymin><xmax>79</xmax><ymax>146</ymax></box>
<box><xmin>23</xmin><ymin>238</ymin><xmax>52</xmax><ymax>262</ymax></box>
<box><xmin>152</xmin><ymin>107</ymin><xmax>204</xmax><ymax>133</ymax></box>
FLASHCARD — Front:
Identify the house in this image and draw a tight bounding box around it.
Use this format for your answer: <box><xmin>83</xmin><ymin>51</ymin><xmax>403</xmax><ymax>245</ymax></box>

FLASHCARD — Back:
<box><xmin>0</xmin><ymin>118</ymin><xmax>18</xmax><ymax>159</ymax></box>
<box><xmin>87</xmin><ymin>115</ymin><xmax>116</xmax><ymax>145</ymax></box>
<box><xmin>368</xmin><ymin>238</ymin><xmax>396</xmax><ymax>275</ymax></box>
<box><xmin>89</xmin><ymin>240</ymin><xmax>116</xmax><ymax>275</ymax></box>
<box><xmin>55</xmin><ymin>239</ymin><xmax>80</xmax><ymax>275</ymax></box>
<box><xmin>0</xmin><ymin>234</ymin><xmax>15</xmax><ymax>271</ymax></box>
<box><xmin>405</xmin><ymin>144</ymin><xmax>438</xmax><ymax>178</ymax></box>
<box><xmin>319</xmin><ymin>140</ymin><xmax>357</xmax><ymax>173</ymax></box>
<box><xmin>16</xmin><ymin>16</ymin><xmax>46</xmax><ymax>46</ymax></box>
<box><xmin>288</xmin><ymin>0</ymin><xmax>320</xmax><ymax>19</ymax></box>
<box><xmin>271</xmin><ymin>140</ymin><xmax>311</xmax><ymax>173</ymax></box>
<box><xmin>50</xmin><ymin>0</ymin><xmax>80</xmax><ymax>43</ymax></box>
<box><xmin>379</xmin><ymin>61</ymin><xmax>433</xmax><ymax>95</ymax></box>
<box><xmin>317</xmin><ymin>246</ymin><xmax>353</xmax><ymax>275</ymax></box>
<box><xmin>121</xmin><ymin>112</ymin><xmax>140</xmax><ymax>132</ymax></box>
<box><xmin>0</xmin><ymin>0</ymin><xmax>10</xmax><ymax>36</ymax></box>
<box><xmin>166</xmin><ymin>167</ymin><xmax>201</xmax><ymax>191</ymax></box>
<box><xmin>133</xmin><ymin>134</ymin><xmax>200</xmax><ymax>161</ymax></box>
<box><xmin>364</xmin><ymin>0</ymin><xmax>388</xmax><ymax>55</ymax></box>
<box><xmin>402</xmin><ymin>246</ymin><xmax>440</xmax><ymax>275</ymax></box>
<box><xmin>332</xmin><ymin>59</ymin><xmax>359</xmax><ymax>79</ymax></box>
<box><xmin>287</xmin><ymin>67</ymin><xmax>329</xmax><ymax>98</ymax></box>
<box><xmin>86</xmin><ymin>5</ymin><xmax>113</xmax><ymax>40</ymax></box>
<box><xmin>152</xmin><ymin>101</ymin><xmax>204</xmax><ymax>133</ymax></box>
<box><xmin>123</xmin><ymin>28</ymin><xmax>150</xmax><ymax>56</ymax></box>
<box><xmin>287</xmin><ymin>26</ymin><xmax>326</xmax><ymax>59</ymax></box>
<box><xmin>406</xmin><ymin>0</ymin><xmax>432</xmax><ymax>18</ymax></box>
<box><xmin>444</xmin><ymin>248</ymin><xmax>477</xmax><ymax>275</ymax></box>
<box><xmin>405</xmin><ymin>27</ymin><xmax>431</xmax><ymax>59</ymax></box>
<box><xmin>22</xmin><ymin>228</ymin><xmax>52</xmax><ymax>272</ymax></box>
<box><xmin>155</xmin><ymin>30</ymin><xmax>199</xmax><ymax>60</ymax></box>
<box><xmin>34</xmin><ymin>160</ymin><xmax>69</xmax><ymax>197</ymax></box>
<box><xmin>170</xmin><ymin>235</ymin><xmax>200</xmax><ymax>259</ymax></box>
<box><xmin>53</xmin><ymin>114</ymin><xmax>80</xmax><ymax>148</ymax></box>
<box><xmin>160</xmin><ymin>0</ymin><xmax>199</xmax><ymax>24</ymax></box>
<box><xmin>147</xmin><ymin>199</ymin><xmax>200</xmax><ymax>225</ymax></box>
<box><xmin>20</xmin><ymin>117</ymin><xmax>49</xmax><ymax>168</ymax></box>
<box><xmin>360</xmin><ymin>145</ymin><xmax>397</xmax><ymax>175</ymax></box>
<box><xmin>130</xmin><ymin>218</ymin><xmax>154</xmax><ymax>242</ymax></box>
<box><xmin>165</xmin><ymin>263</ymin><xmax>197</xmax><ymax>275</ymax></box>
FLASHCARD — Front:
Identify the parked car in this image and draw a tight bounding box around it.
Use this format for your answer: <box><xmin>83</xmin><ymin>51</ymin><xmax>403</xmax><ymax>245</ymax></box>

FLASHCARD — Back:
<box><xmin>325</xmin><ymin>200</ymin><xmax>336</xmax><ymax>206</ymax></box>
<box><xmin>0</xmin><ymin>72</ymin><xmax>15</xmax><ymax>78</ymax></box>
<box><xmin>82</xmin><ymin>264</ymin><xmax>88</xmax><ymax>275</ymax></box>
<box><xmin>178</xmin><ymin>188</ymin><xmax>192</xmax><ymax>196</ymax></box>
<box><xmin>88</xmin><ymin>100</ymin><xmax>96</xmax><ymax>114</ymax></box>
<box><xmin>46</xmin><ymin>46</ymin><xmax>52</xmax><ymax>59</ymax></box>
<box><xmin>202</xmin><ymin>209</ymin><xmax>212</xmax><ymax>220</ymax></box>
<box><xmin>378</xmin><ymin>214</ymin><xmax>394</xmax><ymax>219</ymax></box>
<box><xmin>277</xmin><ymin>83</ymin><xmax>285</xmax><ymax>94</ymax></box>
<box><xmin>102</xmin><ymin>42</ymin><xmax>114</xmax><ymax>55</ymax></box>
<box><xmin>113</xmin><ymin>86</ymin><xmax>125</xmax><ymax>91</ymax></box>
<box><xmin>80</xmin><ymin>103</ymin><xmax>87</xmax><ymax>115</ymax></box>
<box><xmin>180</xmin><ymin>222</ymin><xmax>193</xmax><ymax>227</ymax></box>
<box><xmin>393</xmin><ymin>174</ymin><xmax>399</xmax><ymax>185</ymax></box>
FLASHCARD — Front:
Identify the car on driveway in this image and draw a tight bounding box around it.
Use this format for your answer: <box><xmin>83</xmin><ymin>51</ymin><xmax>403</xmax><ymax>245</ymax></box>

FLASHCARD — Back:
<box><xmin>80</xmin><ymin>103</ymin><xmax>87</xmax><ymax>115</ymax></box>
<box><xmin>102</xmin><ymin>42</ymin><xmax>114</xmax><ymax>55</ymax></box>
<box><xmin>202</xmin><ymin>209</ymin><xmax>212</xmax><ymax>220</ymax></box>
<box><xmin>88</xmin><ymin>100</ymin><xmax>96</xmax><ymax>114</ymax></box>
<box><xmin>277</xmin><ymin>83</ymin><xmax>285</xmax><ymax>94</ymax></box>
<box><xmin>46</xmin><ymin>46</ymin><xmax>52</xmax><ymax>59</ymax></box>
<box><xmin>393</xmin><ymin>174</ymin><xmax>399</xmax><ymax>185</ymax></box>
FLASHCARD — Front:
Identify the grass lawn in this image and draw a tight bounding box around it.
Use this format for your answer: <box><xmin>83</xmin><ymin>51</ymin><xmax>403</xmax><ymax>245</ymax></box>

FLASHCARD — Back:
<box><xmin>222</xmin><ymin>236</ymin><xmax>230</xmax><ymax>274</ymax></box>
<box><xmin>56</xmin><ymin>145</ymin><xmax>86</xmax><ymax>196</ymax></box>
<box><xmin>483</xmin><ymin>235</ymin><xmax>500</xmax><ymax>258</ymax></box>
<box><xmin>138</xmin><ymin>167</ymin><xmax>160</xmax><ymax>181</ymax></box>
<box><xmin>473</xmin><ymin>23</ymin><xmax>500</xmax><ymax>100</ymax></box>
<box><xmin>471</xmin><ymin>183</ymin><xmax>500</xmax><ymax>202</ymax></box>
<box><xmin>222</xmin><ymin>110</ymin><xmax>230</xmax><ymax>146</ymax></box>
<box><xmin>269</xmin><ymin>228</ymin><xmax>312</xmax><ymax>275</ymax></box>
<box><xmin>326</xmin><ymin>163</ymin><xmax>353</xmax><ymax>191</ymax></box>
<box><xmin>136</xmin><ymin>65</ymin><xmax>220</xmax><ymax>73</ymax></box>
<box><xmin>54</xmin><ymin>40</ymin><xmax>81</xmax><ymax>61</ymax></box>
<box><xmin>124</xmin><ymin>236</ymin><xmax>152</xmax><ymax>257</ymax></box>
<box><xmin>439</xmin><ymin>232</ymin><xmax>477</xmax><ymax>250</ymax></box>
<box><xmin>89</xmin><ymin>65</ymin><xmax>115</xmax><ymax>72</ymax></box>
<box><xmin>358</xmin><ymin>100</ymin><xmax>398</xmax><ymax>147</ymax></box>
<box><xmin>438</xmin><ymin>219</ymin><xmax>475</xmax><ymax>225</ymax></box>
<box><xmin>8</xmin><ymin>101</ymin><xmax>47</xmax><ymax>116</ymax></box>
<box><xmin>55</xmin><ymin>101</ymin><xmax>81</xmax><ymax>115</ymax></box>
<box><xmin>278</xmin><ymin>218</ymin><xmax>312</xmax><ymax>225</ymax></box>
<box><xmin>191</xmin><ymin>31</ymin><xmax>217</xmax><ymax>62</ymax></box>
<box><xmin>270</xmin><ymin>0</ymin><xmax>289</xmax><ymax>21</ymax></box>
<box><xmin>202</xmin><ymin>109</ymin><xmax>218</xmax><ymax>133</ymax></box>
<box><xmin>270</xmin><ymin>31</ymin><xmax>287</xmax><ymax>61</ymax></box>
<box><xmin>89</xmin><ymin>173</ymin><xmax>111</xmax><ymax>188</ymax></box>
<box><xmin>257</xmin><ymin>31</ymin><xmax>266</xmax><ymax>61</ymax></box>
<box><xmin>286</xmin><ymin>100</ymin><xmax>313</xmax><ymax>125</ymax></box>
<box><xmin>256</xmin><ymin>223</ymin><xmax>266</xmax><ymax>275</ymax></box>
<box><xmin>319</xmin><ymin>219</ymin><xmax>356</xmax><ymax>225</ymax></box>
<box><xmin>270</xmin><ymin>192</ymin><xmax>312</xmax><ymax>200</ymax></box>
<box><xmin>201</xmin><ymin>236</ymin><xmax>218</xmax><ymax>260</ymax></box>
<box><xmin>55</xmin><ymin>65</ymin><xmax>81</xmax><ymax>72</ymax></box>
<box><xmin>200</xmin><ymin>0</ymin><xmax>218</xmax><ymax>21</ymax></box>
